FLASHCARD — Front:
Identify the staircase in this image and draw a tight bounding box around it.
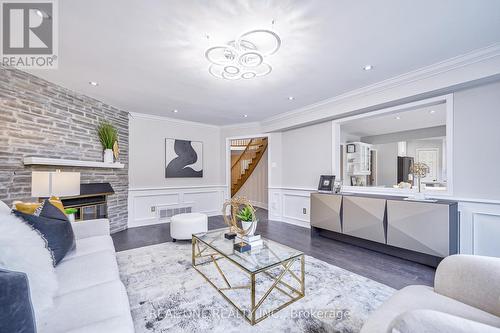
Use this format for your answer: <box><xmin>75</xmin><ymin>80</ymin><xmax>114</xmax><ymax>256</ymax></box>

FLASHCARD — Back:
<box><xmin>231</xmin><ymin>137</ymin><xmax>268</xmax><ymax>197</ymax></box>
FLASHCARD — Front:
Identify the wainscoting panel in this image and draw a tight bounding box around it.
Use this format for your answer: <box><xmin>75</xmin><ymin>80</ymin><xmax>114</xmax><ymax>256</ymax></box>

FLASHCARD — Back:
<box><xmin>473</xmin><ymin>213</ymin><xmax>500</xmax><ymax>257</ymax></box>
<box><xmin>458</xmin><ymin>201</ymin><xmax>500</xmax><ymax>257</ymax></box>
<box><xmin>268</xmin><ymin>188</ymin><xmax>314</xmax><ymax>228</ymax></box>
<box><xmin>183</xmin><ymin>190</ymin><xmax>221</xmax><ymax>214</ymax></box>
<box><xmin>133</xmin><ymin>193</ymin><xmax>180</xmax><ymax>223</ymax></box>
<box><xmin>128</xmin><ymin>186</ymin><xmax>227</xmax><ymax>228</ymax></box>
<box><xmin>268</xmin><ymin>190</ymin><xmax>282</xmax><ymax>221</ymax></box>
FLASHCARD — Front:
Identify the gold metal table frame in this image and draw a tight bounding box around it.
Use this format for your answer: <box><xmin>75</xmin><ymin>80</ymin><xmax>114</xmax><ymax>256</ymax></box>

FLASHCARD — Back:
<box><xmin>192</xmin><ymin>234</ymin><xmax>305</xmax><ymax>325</ymax></box>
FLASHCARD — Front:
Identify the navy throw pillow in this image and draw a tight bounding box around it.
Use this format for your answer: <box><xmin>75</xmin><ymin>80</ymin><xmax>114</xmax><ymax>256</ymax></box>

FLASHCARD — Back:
<box><xmin>13</xmin><ymin>209</ymin><xmax>76</xmax><ymax>266</ymax></box>
<box><xmin>0</xmin><ymin>269</ymin><xmax>36</xmax><ymax>333</ymax></box>
<box><xmin>34</xmin><ymin>199</ymin><xmax>69</xmax><ymax>221</ymax></box>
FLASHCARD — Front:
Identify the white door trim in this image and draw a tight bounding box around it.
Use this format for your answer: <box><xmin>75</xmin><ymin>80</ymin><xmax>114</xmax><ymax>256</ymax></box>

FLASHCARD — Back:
<box><xmin>225</xmin><ymin>133</ymin><xmax>271</xmax><ymax>204</ymax></box>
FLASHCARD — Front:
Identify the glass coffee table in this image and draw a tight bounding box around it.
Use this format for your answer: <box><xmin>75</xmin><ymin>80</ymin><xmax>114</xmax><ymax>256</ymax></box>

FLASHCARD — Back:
<box><xmin>192</xmin><ymin>228</ymin><xmax>305</xmax><ymax>325</ymax></box>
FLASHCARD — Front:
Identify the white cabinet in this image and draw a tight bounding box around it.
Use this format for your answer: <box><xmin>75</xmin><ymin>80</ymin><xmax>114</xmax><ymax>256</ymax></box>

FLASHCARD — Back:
<box><xmin>346</xmin><ymin>142</ymin><xmax>372</xmax><ymax>175</ymax></box>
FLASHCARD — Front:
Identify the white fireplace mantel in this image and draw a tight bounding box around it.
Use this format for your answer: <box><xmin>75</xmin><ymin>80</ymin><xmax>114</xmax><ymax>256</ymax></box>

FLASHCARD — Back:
<box><xmin>23</xmin><ymin>157</ymin><xmax>125</xmax><ymax>169</ymax></box>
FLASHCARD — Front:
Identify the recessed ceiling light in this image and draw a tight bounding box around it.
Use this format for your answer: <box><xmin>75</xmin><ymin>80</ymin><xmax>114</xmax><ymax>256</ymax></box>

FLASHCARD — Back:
<box><xmin>395</xmin><ymin>115</ymin><xmax>401</xmax><ymax>120</ymax></box>
<box><xmin>288</xmin><ymin>96</ymin><xmax>295</xmax><ymax>100</ymax></box>
<box><xmin>363</xmin><ymin>65</ymin><xmax>373</xmax><ymax>71</ymax></box>
<box><xmin>243</xmin><ymin>114</ymin><xmax>248</xmax><ymax>118</ymax></box>
<box><xmin>89</xmin><ymin>81</ymin><xmax>98</xmax><ymax>87</ymax></box>
<box><xmin>172</xmin><ymin>109</ymin><xmax>179</xmax><ymax>113</ymax></box>
<box><xmin>429</xmin><ymin>110</ymin><xmax>436</xmax><ymax>114</ymax></box>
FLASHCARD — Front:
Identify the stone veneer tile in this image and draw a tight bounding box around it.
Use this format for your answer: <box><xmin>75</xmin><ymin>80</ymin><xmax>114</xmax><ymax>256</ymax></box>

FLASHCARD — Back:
<box><xmin>0</xmin><ymin>66</ymin><xmax>129</xmax><ymax>233</ymax></box>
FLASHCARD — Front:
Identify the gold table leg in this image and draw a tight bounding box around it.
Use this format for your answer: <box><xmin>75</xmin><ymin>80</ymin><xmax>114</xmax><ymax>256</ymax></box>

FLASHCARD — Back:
<box><xmin>192</xmin><ymin>236</ymin><xmax>305</xmax><ymax>325</ymax></box>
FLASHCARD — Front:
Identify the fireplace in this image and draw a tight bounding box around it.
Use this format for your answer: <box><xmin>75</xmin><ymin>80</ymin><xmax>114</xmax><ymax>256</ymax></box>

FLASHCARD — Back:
<box><xmin>60</xmin><ymin>183</ymin><xmax>115</xmax><ymax>221</ymax></box>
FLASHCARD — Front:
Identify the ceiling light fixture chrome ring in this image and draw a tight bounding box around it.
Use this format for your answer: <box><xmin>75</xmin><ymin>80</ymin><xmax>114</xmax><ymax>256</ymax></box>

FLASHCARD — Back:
<box><xmin>238</xmin><ymin>29</ymin><xmax>281</xmax><ymax>56</ymax></box>
<box><xmin>238</xmin><ymin>51</ymin><xmax>263</xmax><ymax>68</ymax></box>
<box><xmin>224</xmin><ymin>65</ymin><xmax>240</xmax><ymax>74</ymax></box>
<box><xmin>205</xmin><ymin>46</ymin><xmax>238</xmax><ymax>65</ymax></box>
<box><xmin>221</xmin><ymin>71</ymin><xmax>241</xmax><ymax>80</ymax></box>
<box><xmin>241</xmin><ymin>72</ymin><xmax>257</xmax><ymax>79</ymax></box>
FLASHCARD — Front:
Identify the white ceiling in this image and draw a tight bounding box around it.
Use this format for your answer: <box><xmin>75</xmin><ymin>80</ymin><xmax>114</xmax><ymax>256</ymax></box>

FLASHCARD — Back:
<box><xmin>341</xmin><ymin>103</ymin><xmax>447</xmax><ymax>137</ymax></box>
<box><xmin>28</xmin><ymin>0</ymin><xmax>500</xmax><ymax>125</ymax></box>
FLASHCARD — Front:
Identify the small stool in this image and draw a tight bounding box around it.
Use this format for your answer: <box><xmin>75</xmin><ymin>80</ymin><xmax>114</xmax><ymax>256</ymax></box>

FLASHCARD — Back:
<box><xmin>170</xmin><ymin>213</ymin><xmax>208</xmax><ymax>242</ymax></box>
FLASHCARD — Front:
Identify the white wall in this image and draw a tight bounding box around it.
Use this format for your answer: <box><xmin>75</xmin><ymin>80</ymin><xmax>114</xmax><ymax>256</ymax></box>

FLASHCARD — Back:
<box><xmin>372</xmin><ymin>142</ymin><xmax>398</xmax><ymax>186</ymax></box>
<box><xmin>453</xmin><ymin>81</ymin><xmax>500</xmax><ymax>200</ymax></box>
<box><xmin>281</xmin><ymin>122</ymin><xmax>333</xmax><ymax>189</ymax></box>
<box><xmin>128</xmin><ymin>113</ymin><xmax>226</xmax><ymax>227</ymax></box>
<box><xmin>235</xmin><ymin>149</ymin><xmax>268</xmax><ymax>209</ymax></box>
<box><xmin>129</xmin><ymin>114</ymin><xmax>223</xmax><ymax>188</ymax></box>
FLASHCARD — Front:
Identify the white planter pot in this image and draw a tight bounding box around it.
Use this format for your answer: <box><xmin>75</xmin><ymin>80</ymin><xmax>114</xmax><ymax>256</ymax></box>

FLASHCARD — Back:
<box><xmin>241</xmin><ymin>220</ymin><xmax>258</xmax><ymax>236</ymax></box>
<box><xmin>67</xmin><ymin>214</ymin><xmax>75</xmax><ymax>223</ymax></box>
<box><xmin>103</xmin><ymin>149</ymin><xmax>114</xmax><ymax>163</ymax></box>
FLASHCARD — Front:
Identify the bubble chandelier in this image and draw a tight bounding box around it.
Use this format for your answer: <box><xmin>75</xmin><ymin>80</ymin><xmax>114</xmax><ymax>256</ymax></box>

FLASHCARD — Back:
<box><xmin>205</xmin><ymin>29</ymin><xmax>281</xmax><ymax>80</ymax></box>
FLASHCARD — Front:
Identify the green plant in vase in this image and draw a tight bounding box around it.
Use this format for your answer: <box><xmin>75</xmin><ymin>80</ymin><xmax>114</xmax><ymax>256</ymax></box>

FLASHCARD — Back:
<box><xmin>97</xmin><ymin>121</ymin><xmax>118</xmax><ymax>163</ymax></box>
<box><xmin>236</xmin><ymin>205</ymin><xmax>257</xmax><ymax>236</ymax></box>
<box><xmin>64</xmin><ymin>208</ymin><xmax>78</xmax><ymax>222</ymax></box>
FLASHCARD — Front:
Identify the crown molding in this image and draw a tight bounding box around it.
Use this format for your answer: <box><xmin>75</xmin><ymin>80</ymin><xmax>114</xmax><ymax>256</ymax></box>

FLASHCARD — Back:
<box><xmin>259</xmin><ymin>43</ymin><xmax>500</xmax><ymax>131</ymax></box>
<box><xmin>220</xmin><ymin>121</ymin><xmax>261</xmax><ymax>130</ymax></box>
<box><xmin>128</xmin><ymin>111</ymin><xmax>220</xmax><ymax>129</ymax></box>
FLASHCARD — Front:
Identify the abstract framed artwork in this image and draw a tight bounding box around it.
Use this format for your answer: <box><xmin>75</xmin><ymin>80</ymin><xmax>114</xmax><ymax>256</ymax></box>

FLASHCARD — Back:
<box><xmin>165</xmin><ymin>139</ymin><xmax>203</xmax><ymax>178</ymax></box>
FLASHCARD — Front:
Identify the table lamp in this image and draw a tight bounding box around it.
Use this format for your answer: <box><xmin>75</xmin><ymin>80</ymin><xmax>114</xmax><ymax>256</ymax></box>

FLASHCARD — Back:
<box><xmin>31</xmin><ymin>170</ymin><xmax>80</xmax><ymax>199</ymax></box>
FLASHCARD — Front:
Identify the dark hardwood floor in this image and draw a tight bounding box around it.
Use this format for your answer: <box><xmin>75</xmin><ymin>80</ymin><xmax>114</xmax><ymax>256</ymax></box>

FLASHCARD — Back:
<box><xmin>112</xmin><ymin>209</ymin><xmax>435</xmax><ymax>290</ymax></box>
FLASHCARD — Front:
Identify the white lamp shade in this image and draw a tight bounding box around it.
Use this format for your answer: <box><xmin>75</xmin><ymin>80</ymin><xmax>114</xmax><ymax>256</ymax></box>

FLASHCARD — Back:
<box><xmin>31</xmin><ymin>171</ymin><xmax>80</xmax><ymax>198</ymax></box>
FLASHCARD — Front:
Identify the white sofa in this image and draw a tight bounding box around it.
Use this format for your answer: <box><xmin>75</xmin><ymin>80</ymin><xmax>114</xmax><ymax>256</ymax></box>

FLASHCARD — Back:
<box><xmin>361</xmin><ymin>254</ymin><xmax>500</xmax><ymax>333</ymax></box>
<box><xmin>38</xmin><ymin>218</ymin><xmax>134</xmax><ymax>333</ymax></box>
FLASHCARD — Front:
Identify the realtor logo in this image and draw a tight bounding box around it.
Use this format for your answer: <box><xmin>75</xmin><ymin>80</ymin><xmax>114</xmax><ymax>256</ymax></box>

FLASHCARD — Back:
<box><xmin>1</xmin><ymin>0</ymin><xmax>58</xmax><ymax>68</ymax></box>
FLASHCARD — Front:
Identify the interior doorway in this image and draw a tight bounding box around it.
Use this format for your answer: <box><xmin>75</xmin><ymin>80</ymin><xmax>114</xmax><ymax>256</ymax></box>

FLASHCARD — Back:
<box><xmin>227</xmin><ymin>135</ymin><xmax>269</xmax><ymax>220</ymax></box>
<box><xmin>416</xmin><ymin>148</ymin><xmax>440</xmax><ymax>183</ymax></box>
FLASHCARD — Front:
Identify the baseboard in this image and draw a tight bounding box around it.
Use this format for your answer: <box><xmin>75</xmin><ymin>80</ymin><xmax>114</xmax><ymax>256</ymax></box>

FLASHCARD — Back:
<box><xmin>276</xmin><ymin>216</ymin><xmax>310</xmax><ymax>229</ymax></box>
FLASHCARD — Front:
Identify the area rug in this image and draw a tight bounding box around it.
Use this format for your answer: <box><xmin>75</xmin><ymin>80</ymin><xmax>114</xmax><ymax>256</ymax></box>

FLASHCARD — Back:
<box><xmin>117</xmin><ymin>242</ymin><xmax>395</xmax><ymax>333</ymax></box>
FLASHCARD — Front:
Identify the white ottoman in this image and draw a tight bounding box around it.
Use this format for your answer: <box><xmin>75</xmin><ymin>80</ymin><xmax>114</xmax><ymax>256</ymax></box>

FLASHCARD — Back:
<box><xmin>170</xmin><ymin>213</ymin><xmax>208</xmax><ymax>241</ymax></box>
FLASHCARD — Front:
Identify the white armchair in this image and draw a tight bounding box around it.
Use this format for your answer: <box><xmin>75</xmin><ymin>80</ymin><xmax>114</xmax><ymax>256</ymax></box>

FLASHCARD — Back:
<box><xmin>361</xmin><ymin>255</ymin><xmax>500</xmax><ymax>333</ymax></box>
<box><xmin>433</xmin><ymin>255</ymin><xmax>500</xmax><ymax>318</ymax></box>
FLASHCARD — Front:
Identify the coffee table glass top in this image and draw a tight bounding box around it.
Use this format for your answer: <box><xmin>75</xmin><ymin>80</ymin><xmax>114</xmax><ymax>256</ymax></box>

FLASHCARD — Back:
<box><xmin>193</xmin><ymin>228</ymin><xmax>303</xmax><ymax>273</ymax></box>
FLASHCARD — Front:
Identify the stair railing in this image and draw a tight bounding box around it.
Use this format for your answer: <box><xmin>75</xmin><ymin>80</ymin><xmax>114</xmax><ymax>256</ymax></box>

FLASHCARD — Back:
<box><xmin>231</xmin><ymin>138</ymin><xmax>268</xmax><ymax>196</ymax></box>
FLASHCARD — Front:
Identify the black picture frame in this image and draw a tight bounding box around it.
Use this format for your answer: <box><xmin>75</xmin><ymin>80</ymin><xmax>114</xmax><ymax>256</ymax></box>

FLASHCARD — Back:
<box><xmin>318</xmin><ymin>175</ymin><xmax>335</xmax><ymax>192</ymax></box>
<box><xmin>346</xmin><ymin>144</ymin><xmax>356</xmax><ymax>153</ymax></box>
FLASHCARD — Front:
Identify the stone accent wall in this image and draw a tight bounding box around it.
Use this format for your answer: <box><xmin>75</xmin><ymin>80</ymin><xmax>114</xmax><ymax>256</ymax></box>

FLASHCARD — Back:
<box><xmin>0</xmin><ymin>66</ymin><xmax>129</xmax><ymax>233</ymax></box>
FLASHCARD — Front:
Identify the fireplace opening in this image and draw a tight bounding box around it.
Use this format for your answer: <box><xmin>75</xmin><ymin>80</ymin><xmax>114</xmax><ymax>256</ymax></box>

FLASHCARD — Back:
<box><xmin>59</xmin><ymin>183</ymin><xmax>114</xmax><ymax>221</ymax></box>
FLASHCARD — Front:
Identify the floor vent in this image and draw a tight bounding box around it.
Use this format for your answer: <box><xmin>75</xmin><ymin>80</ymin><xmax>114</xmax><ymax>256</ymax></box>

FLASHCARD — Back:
<box><xmin>158</xmin><ymin>206</ymin><xmax>192</xmax><ymax>220</ymax></box>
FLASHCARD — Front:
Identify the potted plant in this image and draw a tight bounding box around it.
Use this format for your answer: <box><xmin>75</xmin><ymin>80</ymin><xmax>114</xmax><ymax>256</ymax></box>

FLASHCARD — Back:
<box><xmin>64</xmin><ymin>208</ymin><xmax>78</xmax><ymax>222</ymax></box>
<box><xmin>97</xmin><ymin>121</ymin><xmax>118</xmax><ymax>163</ymax></box>
<box><xmin>236</xmin><ymin>205</ymin><xmax>257</xmax><ymax>236</ymax></box>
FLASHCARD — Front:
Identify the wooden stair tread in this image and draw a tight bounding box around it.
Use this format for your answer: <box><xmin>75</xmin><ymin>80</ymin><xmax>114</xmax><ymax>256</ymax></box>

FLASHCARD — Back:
<box><xmin>231</xmin><ymin>137</ymin><xmax>268</xmax><ymax>197</ymax></box>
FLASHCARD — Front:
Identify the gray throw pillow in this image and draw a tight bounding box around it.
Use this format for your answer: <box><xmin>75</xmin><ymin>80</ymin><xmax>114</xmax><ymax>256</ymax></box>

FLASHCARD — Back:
<box><xmin>13</xmin><ymin>204</ymin><xmax>76</xmax><ymax>266</ymax></box>
<box><xmin>0</xmin><ymin>268</ymin><xmax>36</xmax><ymax>333</ymax></box>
